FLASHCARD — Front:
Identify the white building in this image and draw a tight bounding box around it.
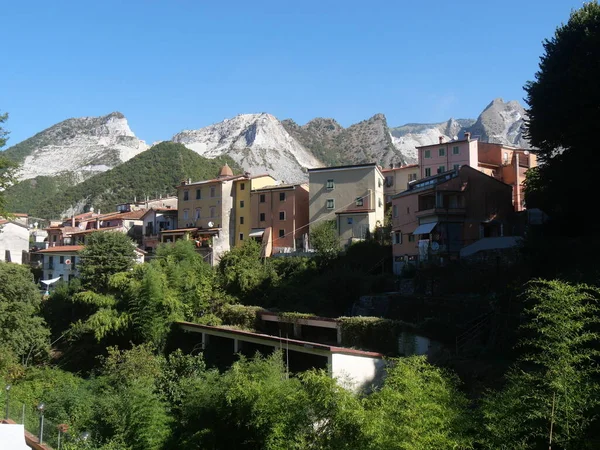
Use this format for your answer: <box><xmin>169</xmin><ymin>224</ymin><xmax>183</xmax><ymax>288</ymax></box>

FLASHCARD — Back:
<box><xmin>0</xmin><ymin>220</ymin><xmax>30</xmax><ymax>264</ymax></box>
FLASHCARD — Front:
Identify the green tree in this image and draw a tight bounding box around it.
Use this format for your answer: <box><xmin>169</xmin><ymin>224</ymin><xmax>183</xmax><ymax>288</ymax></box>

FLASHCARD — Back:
<box><xmin>217</xmin><ymin>239</ymin><xmax>277</xmax><ymax>301</ymax></box>
<box><xmin>310</xmin><ymin>220</ymin><xmax>340</xmax><ymax>263</ymax></box>
<box><xmin>0</xmin><ymin>111</ymin><xmax>17</xmax><ymax>217</ymax></box>
<box><xmin>364</xmin><ymin>356</ymin><xmax>475</xmax><ymax>449</ymax></box>
<box><xmin>481</xmin><ymin>280</ymin><xmax>600</xmax><ymax>449</ymax></box>
<box><xmin>524</xmin><ymin>1</ymin><xmax>600</xmax><ymax>226</ymax></box>
<box><xmin>0</xmin><ymin>262</ymin><xmax>50</xmax><ymax>362</ymax></box>
<box><xmin>78</xmin><ymin>232</ymin><xmax>137</xmax><ymax>292</ymax></box>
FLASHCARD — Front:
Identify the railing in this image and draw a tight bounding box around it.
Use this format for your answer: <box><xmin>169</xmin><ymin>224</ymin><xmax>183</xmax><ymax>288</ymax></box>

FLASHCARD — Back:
<box><xmin>455</xmin><ymin>311</ymin><xmax>493</xmax><ymax>354</ymax></box>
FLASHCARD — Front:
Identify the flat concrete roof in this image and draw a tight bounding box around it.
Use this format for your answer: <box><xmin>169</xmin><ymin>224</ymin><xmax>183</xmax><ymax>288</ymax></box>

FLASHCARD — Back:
<box><xmin>177</xmin><ymin>321</ymin><xmax>383</xmax><ymax>358</ymax></box>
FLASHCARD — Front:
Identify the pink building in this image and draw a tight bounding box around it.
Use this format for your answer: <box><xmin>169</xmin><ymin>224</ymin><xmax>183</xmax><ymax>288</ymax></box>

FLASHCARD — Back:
<box><xmin>381</xmin><ymin>164</ymin><xmax>419</xmax><ymax>203</ymax></box>
<box><xmin>417</xmin><ymin>133</ymin><xmax>536</xmax><ymax>211</ymax></box>
<box><xmin>249</xmin><ymin>183</ymin><xmax>309</xmax><ymax>256</ymax></box>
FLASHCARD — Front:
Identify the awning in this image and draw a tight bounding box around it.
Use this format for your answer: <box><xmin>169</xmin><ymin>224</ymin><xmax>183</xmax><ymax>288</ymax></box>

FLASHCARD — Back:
<box><xmin>412</xmin><ymin>222</ymin><xmax>438</xmax><ymax>235</ymax></box>
<box><xmin>249</xmin><ymin>228</ymin><xmax>265</xmax><ymax>238</ymax></box>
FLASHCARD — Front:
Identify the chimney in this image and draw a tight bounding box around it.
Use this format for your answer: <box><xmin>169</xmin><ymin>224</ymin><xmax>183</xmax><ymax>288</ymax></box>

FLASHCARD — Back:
<box><xmin>439</xmin><ymin>136</ymin><xmax>444</xmax><ymax>144</ymax></box>
<box><xmin>465</xmin><ymin>132</ymin><xmax>471</xmax><ymax>140</ymax></box>
<box><xmin>71</xmin><ymin>214</ymin><xmax>75</xmax><ymax>228</ymax></box>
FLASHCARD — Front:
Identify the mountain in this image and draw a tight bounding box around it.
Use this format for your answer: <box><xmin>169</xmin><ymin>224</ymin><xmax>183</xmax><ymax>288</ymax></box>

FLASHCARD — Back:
<box><xmin>4</xmin><ymin>142</ymin><xmax>239</xmax><ymax>219</ymax></box>
<box><xmin>3</xmin><ymin>112</ymin><xmax>148</xmax><ymax>181</ymax></box>
<box><xmin>282</xmin><ymin>114</ymin><xmax>405</xmax><ymax>168</ymax></box>
<box><xmin>389</xmin><ymin>99</ymin><xmax>529</xmax><ymax>163</ymax></box>
<box><xmin>172</xmin><ymin>113</ymin><xmax>321</xmax><ymax>183</ymax></box>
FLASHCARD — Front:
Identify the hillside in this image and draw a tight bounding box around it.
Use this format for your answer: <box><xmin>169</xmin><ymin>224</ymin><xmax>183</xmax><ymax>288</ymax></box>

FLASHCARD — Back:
<box><xmin>5</xmin><ymin>142</ymin><xmax>240</xmax><ymax>219</ymax></box>
<box><xmin>282</xmin><ymin>114</ymin><xmax>406</xmax><ymax>167</ymax></box>
<box><xmin>2</xmin><ymin>112</ymin><xmax>148</xmax><ymax>181</ymax></box>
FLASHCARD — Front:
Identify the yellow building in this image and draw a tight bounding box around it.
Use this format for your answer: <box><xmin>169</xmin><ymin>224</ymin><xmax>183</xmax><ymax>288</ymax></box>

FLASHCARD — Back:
<box><xmin>233</xmin><ymin>174</ymin><xmax>276</xmax><ymax>247</ymax></box>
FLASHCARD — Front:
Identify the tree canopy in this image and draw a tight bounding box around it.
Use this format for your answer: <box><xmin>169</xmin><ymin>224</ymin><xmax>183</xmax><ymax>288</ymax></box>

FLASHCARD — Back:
<box><xmin>524</xmin><ymin>1</ymin><xmax>600</xmax><ymax>226</ymax></box>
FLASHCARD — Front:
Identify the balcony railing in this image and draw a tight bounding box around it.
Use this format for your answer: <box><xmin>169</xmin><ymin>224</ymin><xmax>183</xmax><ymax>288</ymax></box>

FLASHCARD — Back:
<box><xmin>415</xmin><ymin>207</ymin><xmax>466</xmax><ymax>218</ymax></box>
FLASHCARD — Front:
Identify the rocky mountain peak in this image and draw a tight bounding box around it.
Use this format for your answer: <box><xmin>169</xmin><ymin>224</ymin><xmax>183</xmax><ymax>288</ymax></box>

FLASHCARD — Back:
<box><xmin>4</xmin><ymin>112</ymin><xmax>148</xmax><ymax>181</ymax></box>
<box><xmin>172</xmin><ymin>113</ymin><xmax>321</xmax><ymax>183</ymax></box>
<box><xmin>467</xmin><ymin>98</ymin><xmax>529</xmax><ymax>148</ymax></box>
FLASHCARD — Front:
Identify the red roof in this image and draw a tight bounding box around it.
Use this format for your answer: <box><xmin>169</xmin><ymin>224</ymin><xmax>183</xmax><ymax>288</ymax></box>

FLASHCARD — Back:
<box><xmin>36</xmin><ymin>245</ymin><xmax>84</xmax><ymax>254</ymax></box>
<box><xmin>335</xmin><ymin>208</ymin><xmax>375</xmax><ymax>215</ymax></box>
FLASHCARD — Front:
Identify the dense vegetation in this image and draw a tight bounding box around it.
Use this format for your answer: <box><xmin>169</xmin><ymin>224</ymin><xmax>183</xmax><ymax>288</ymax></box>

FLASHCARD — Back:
<box><xmin>4</xmin><ymin>142</ymin><xmax>240</xmax><ymax>219</ymax></box>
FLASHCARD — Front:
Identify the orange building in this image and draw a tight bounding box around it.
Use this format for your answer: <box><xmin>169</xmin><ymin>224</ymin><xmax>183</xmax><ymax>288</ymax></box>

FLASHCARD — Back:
<box><xmin>249</xmin><ymin>183</ymin><xmax>309</xmax><ymax>257</ymax></box>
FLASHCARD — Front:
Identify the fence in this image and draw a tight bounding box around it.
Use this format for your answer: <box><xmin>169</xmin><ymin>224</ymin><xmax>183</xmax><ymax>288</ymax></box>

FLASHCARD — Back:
<box><xmin>5</xmin><ymin>401</ymin><xmax>84</xmax><ymax>449</ymax></box>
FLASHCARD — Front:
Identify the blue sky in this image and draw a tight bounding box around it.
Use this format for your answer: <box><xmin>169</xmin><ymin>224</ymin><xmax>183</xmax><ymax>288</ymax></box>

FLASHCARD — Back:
<box><xmin>1</xmin><ymin>0</ymin><xmax>581</xmax><ymax>146</ymax></box>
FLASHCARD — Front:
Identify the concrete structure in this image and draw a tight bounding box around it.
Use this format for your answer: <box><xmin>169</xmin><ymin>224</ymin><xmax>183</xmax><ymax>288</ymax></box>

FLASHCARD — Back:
<box><xmin>178</xmin><ymin>321</ymin><xmax>385</xmax><ymax>392</ymax></box>
<box><xmin>141</xmin><ymin>207</ymin><xmax>178</xmax><ymax>253</ymax></box>
<box><xmin>250</xmin><ymin>183</ymin><xmax>310</xmax><ymax>256</ymax></box>
<box><xmin>308</xmin><ymin>163</ymin><xmax>385</xmax><ymax>248</ymax></box>
<box><xmin>417</xmin><ymin>134</ymin><xmax>536</xmax><ymax>211</ymax></box>
<box><xmin>381</xmin><ymin>164</ymin><xmax>419</xmax><ymax>203</ymax></box>
<box><xmin>391</xmin><ymin>165</ymin><xmax>514</xmax><ymax>273</ymax></box>
<box><xmin>233</xmin><ymin>174</ymin><xmax>276</xmax><ymax>247</ymax></box>
<box><xmin>0</xmin><ymin>220</ymin><xmax>29</xmax><ymax>264</ymax></box>
<box><xmin>0</xmin><ymin>423</ymin><xmax>29</xmax><ymax>450</ymax></box>
<box><xmin>170</xmin><ymin>164</ymin><xmax>246</xmax><ymax>265</ymax></box>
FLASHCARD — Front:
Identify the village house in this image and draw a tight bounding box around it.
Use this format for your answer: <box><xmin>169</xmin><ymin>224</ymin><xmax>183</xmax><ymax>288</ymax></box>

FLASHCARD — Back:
<box><xmin>141</xmin><ymin>207</ymin><xmax>178</xmax><ymax>253</ymax></box>
<box><xmin>391</xmin><ymin>165</ymin><xmax>514</xmax><ymax>274</ymax></box>
<box><xmin>163</xmin><ymin>164</ymin><xmax>247</xmax><ymax>265</ymax></box>
<box><xmin>382</xmin><ymin>164</ymin><xmax>419</xmax><ymax>203</ymax></box>
<box><xmin>249</xmin><ymin>183</ymin><xmax>309</xmax><ymax>257</ymax></box>
<box><xmin>417</xmin><ymin>133</ymin><xmax>536</xmax><ymax>211</ymax></box>
<box><xmin>308</xmin><ymin>163</ymin><xmax>385</xmax><ymax>248</ymax></box>
<box><xmin>0</xmin><ymin>219</ymin><xmax>30</xmax><ymax>264</ymax></box>
<box><xmin>232</xmin><ymin>174</ymin><xmax>276</xmax><ymax>248</ymax></box>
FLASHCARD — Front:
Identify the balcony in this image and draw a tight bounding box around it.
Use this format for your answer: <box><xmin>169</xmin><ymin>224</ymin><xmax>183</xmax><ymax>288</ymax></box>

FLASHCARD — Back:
<box><xmin>415</xmin><ymin>207</ymin><xmax>466</xmax><ymax>218</ymax></box>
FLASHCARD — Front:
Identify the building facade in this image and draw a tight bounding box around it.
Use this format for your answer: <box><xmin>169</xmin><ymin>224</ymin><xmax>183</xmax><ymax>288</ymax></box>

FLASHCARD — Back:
<box><xmin>308</xmin><ymin>163</ymin><xmax>385</xmax><ymax>248</ymax></box>
<box><xmin>249</xmin><ymin>183</ymin><xmax>309</xmax><ymax>256</ymax></box>
<box><xmin>233</xmin><ymin>174</ymin><xmax>276</xmax><ymax>247</ymax></box>
<box><xmin>391</xmin><ymin>165</ymin><xmax>514</xmax><ymax>273</ymax></box>
<box><xmin>417</xmin><ymin>133</ymin><xmax>536</xmax><ymax>211</ymax></box>
<box><xmin>381</xmin><ymin>164</ymin><xmax>419</xmax><ymax>203</ymax></box>
<box><xmin>36</xmin><ymin>245</ymin><xmax>84</xmax><ymax>282</ymax></box>
<box><xmin>141</xmin><ymin>208</ymin><xmax>178</xmax><ymax>253</ymax></box>
<box><xmin>0</xmin><ymin>220</ymin><xmax>30</xmax><ymax>264</ymax></box>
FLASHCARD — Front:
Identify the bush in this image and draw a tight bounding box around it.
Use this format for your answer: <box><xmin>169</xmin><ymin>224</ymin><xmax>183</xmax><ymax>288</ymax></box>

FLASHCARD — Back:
<box><xmin>220</xmin><ymin>304</ymin><xmax>265</xmax><ymax>330</ymax></box>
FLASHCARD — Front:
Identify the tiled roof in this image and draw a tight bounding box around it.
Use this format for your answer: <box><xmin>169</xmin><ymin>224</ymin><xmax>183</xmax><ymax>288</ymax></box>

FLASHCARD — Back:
<box><xmin>36</xmin><ymin>245</ymin><xmax>84</xmax><ymax>253</ymax></box>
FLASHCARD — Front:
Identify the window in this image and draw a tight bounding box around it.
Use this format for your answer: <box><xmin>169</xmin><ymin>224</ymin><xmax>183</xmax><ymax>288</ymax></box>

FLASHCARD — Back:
<box><xmin>279</xmin><ymin>192</ymin><xmax>286</xmax><ymax>201</ymax></box>
<box><xmin>424</xmin><ymin>150</ymin><xmax>431</xmax><ymax>158</ymax></box>
<box><xmin>438</xmin><ymin>165</ymin><xmax>446</xmax><ymax>173</ymax></box>
<box><xmin>279</xmin><ymin>229</ymin><xmax>285</xmax><ymax>238</ymax></box>
<box><xmin>326</xmin><ymin>179</ymin><xmax>335</xmax><ymax>190</ymax></box>
<box><xmin>453</xmin><ymin>146</ymin><xmax>459</xmax><ymax>155</ymax></box>
<box><xmin>210</xmin><ymin>186</ymin><xmax>216</xmax><ymax>198</ymax></box>
<box><xmin>129</xmin><ymin>221</ymin><xmax>134</xmax><ymax>228</ymax></box>
<box><xmin>279</xmin><ymin>211</ymin><xmax>285</xmax><ymax>220</ymax></box>
<box><xmin>378</xmin><ymin>198</ymin><xmax>383</xmax><ymax>208</ymax></box>
<box><xmin>453</xmin><ymin>164</ymin><xmax>460</xmax><ymax>171</ymax></box>
<box><xmin>209</xmin><ymin>207</ymin><xmax>216</xmax><ymax>218</ymax></box>
<box><xmin>407</xmin><ymin>207</ymin><xmax>410</xmax><ymax>214</ymax></box>
<box><xmin>347</xmin><ymin>217</ymin><xmax>354</xmax><ymax>225</ymax></box>
<box><xmin>326</xmin><ymin>199</ymin><xmax>335</xmax><ymax>209</ymax></box>
<box><xmin>183</xmin><ymin>209</ymin><xmax>189</xmax><ymax>220</ymax></box>
<box><xmin>439</xmin><ymin>148</ymin><xmax>445</xmax><ymax>157</ymax></box>
<box><xmin>52</xmin><ymin>235</ymin><xmax>57</xmax><ymax>242</ymax></box>
<box><xmin>196</xmin><ymin>189</ymin><xmax>201</xmax><ymax>200</ymax></box>
<box><xmin>393</xmin><ymin>205</ymin><xmax>398</xmax><ymax>218</ymax></box>
<box><xmin>240</xmin><ymin>183</ymin><xmax>245</xmax><ymax>191</ymax></box>
<box><xmin>356</xmin><ymin>197</ymin><xmax>364</xmax><ymax>207</ymax></box>
<box><xmin>240</xmin><ymin>200</ymin><xmax>245</xmax><ymax>208</ymax></box>
<box><xmin>503</xmin><ymin>152</ymin><xmax>509</xmax><ymax>163</ymax></box>
<box><xmin>409</xmin><ymin>173</ymin><xmax>417</xmax><ymax>182</ymax></box>
<box><xmin>59</xmin><ymin>256</ymin><xmax>64</xmax><ymax>264</ymax></box>
<box><xmin>378</xmin><ymin>178</ymin><xmax>382</xmax><ymax>188</ymax></box>
<box><xmin>425</xmin><ymin>168</ymin><xmax>431</xmax><ymax>177</ymax></box>
<box><xmin>394</xmin><ymin>232</ymin><xmax>402</xmax><ymax>245</ymax></box>
<box><xmin>183</xmin><ymin>190</ymin><xmax>189</xmax><ymax>201</ymax></box>
<box><xmin>240</xmin><ymin>216</ymin><xmax>244</xmax><ymax>225</ymax></box>
<box><xmin>408</xmin><ymin>234</ymin><xmax>416</xmax><ymax>242</ymax></box>
<box><xmin>260</xmin><ymin>213</ymin><xmax>266</xmax><ymax>222</ymax></box>
<box><xmin>239</xmin><ymin>233</ymin><xmax>244</xmax><ymax>241</ymax></box>
<box><xmin>260</xmin><ymin>194</ymin><xmax>266</xmax><ymax>203</ymax></box>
